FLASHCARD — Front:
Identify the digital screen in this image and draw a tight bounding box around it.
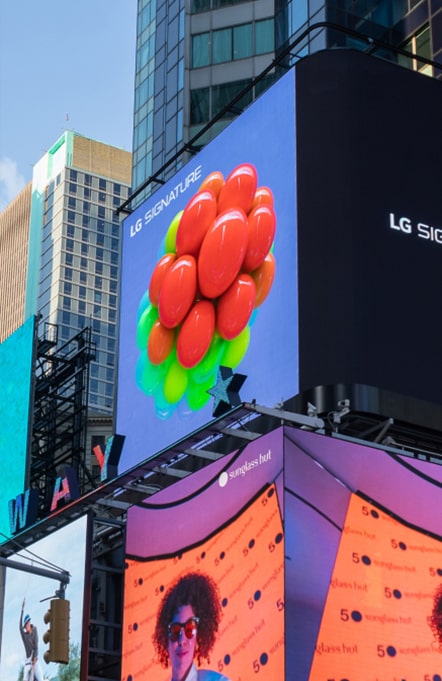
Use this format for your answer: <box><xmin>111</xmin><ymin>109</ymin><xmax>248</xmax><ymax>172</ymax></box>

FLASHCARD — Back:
<box><xmin>0</xmin><ymin>317</ymin><xmax>35</xmax><ymax>542</ymax></box>
<box><xmin>296</xmin><ymin>49</ymin><xmax>442</xmax><ymax>407</ymax></box>
<box><xmin>123</xmin><ymin>425</ymin><xmax>442</xmax><ymax>680</ymax></box>
<box><xmin>117</xmin><ymin>70</ymin><xmax>298</xmax><ymax>472</ymax></box>
<box><xmin>122</xmin><ymin>429</ymin><xmax>285</xmax><ymax>681</ymax></box>
<box><xmin>285</xmin><ymin>427</ymin><xmax>442</xmax><ymax>680</ymax></box>
<box><xmin>0</xmin><ymin>515</ymin><xmax>88</xmax><ymax>681</ymax></box>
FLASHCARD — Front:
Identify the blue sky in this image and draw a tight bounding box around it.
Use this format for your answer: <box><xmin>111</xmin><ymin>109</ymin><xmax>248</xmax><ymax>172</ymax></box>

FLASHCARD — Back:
<box><xmin>0</xmin><ymin>0</ymin><xmax>136</xmax><ymax>210</ymax></box>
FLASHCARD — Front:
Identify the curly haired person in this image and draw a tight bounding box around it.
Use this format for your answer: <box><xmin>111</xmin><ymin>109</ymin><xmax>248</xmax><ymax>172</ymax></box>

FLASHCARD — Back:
<box><xmin>153</xmin><ymin>572</ymin><xmax>231</xmax><ymax>681</ymax></box>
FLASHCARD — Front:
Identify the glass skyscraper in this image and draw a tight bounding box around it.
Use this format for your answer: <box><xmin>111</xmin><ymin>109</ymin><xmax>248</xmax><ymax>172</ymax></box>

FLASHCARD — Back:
<box><xmin>131</xmin><ymin>0</ymin><xmax>441</xmax><ymax>209</ymax></box>
<box><xmin>24</xmin><ymin>131</ymin><xmax>131</xmax><ymax>414</ymax></box>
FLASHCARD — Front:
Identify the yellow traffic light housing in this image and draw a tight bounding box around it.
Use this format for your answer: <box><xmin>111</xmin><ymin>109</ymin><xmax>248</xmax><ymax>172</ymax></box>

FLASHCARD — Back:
<box><xmin>43</xmin><ymin>598</ymin><xmax>70</xmax><ymax>664</ymax></box>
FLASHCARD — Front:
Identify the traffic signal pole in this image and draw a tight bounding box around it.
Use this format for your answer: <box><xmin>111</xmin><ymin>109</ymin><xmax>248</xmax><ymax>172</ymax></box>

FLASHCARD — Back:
<box><xmin>0</xmin><ymin>556</ymin><xmax>70</xmax><ymax>594</ymax></box>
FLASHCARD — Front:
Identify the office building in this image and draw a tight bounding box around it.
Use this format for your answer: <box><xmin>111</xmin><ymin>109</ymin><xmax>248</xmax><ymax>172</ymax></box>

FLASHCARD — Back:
<box><xmin>1</xmin><ymin>131</ymin><xmax>131</xmax><ymax>415</ymax></box>
<box><xmin>130</xmin><ymin>0</ymin><xmax>441</xmax><ymax>209</ymax></box>
<box><xmin>0</xmin><ymin>182</ymin><xmax>32</xmax><ymax>343</ymax></box>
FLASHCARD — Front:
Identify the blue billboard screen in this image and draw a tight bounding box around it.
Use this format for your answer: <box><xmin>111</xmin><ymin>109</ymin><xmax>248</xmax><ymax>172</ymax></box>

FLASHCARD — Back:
<box><xmin>117</xmin><ymin>71</ymin><xmax>298</xmax><ymax>472</ymax></box>
<box><xmin>0</xmin><ymin>317</ymin><xmax>35</xmax><ymax>541</ymax></box>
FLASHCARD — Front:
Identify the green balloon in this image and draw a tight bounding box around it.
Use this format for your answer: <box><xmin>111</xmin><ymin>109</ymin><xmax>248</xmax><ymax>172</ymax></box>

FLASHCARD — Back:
<box><xmin>136</xmin><ymin>303</ymin><xmax>158</xmax><ymax>351</ymax></box>
<box><xmin>164</xmin><ymin>357</ymin><xmax>188</xmax><ymax>404</ymax></box>
<box><xmin>190</xmin><ymin>333</ymin><xmax>225</xmax><ymax>384</ymax></box>
<box><xmin>165</xmin><ymin>210</ymin><xmax>183</xmax><ymax>253</ymax></box>
<box><xmin>136</xmin><ymin>351</ymin><xmax>166</xmax><ymax>395</ymax></box>
<box><xmin>186</xmin><ymin>373</ymin><xmax>214</xmax><ymax>411</ymax></box>
<box><xmin>154</xmin><ymin>384</ymin><xmax>176</xmax><ymax>419</ymax></box>
<box><xmin>221</xmin><ymin>325</ymin><xmax>250</xmax><ymax>368</ymax></box>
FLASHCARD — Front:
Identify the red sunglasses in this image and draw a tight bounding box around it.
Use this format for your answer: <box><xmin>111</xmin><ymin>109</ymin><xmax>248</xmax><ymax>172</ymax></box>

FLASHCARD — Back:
<box><xmin>168</xmin><ymin>617</ymin><xmax>199</xmax><ymax>642</ymax></box>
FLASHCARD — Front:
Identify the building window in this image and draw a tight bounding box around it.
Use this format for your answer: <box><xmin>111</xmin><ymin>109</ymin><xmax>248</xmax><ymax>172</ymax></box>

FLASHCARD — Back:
<box><xmin>233</xmin><ymin>24</ymin><xmax>253</xmax><ymax>60</ymax></box>
<box><xmin>99</xmin><ymin>178</ymin><xmax>107</xmax><ymax>191</ymax></box>
<box><xmin>191</xmin><ymin>88</ymin><xmax>210</xmax><ymax>124</ymax></box>
<box><xmin>213</xmin><ymin>28</ymin><xmax>232</xmax><ymax>64</ymax></box>
<box><xmin>192</xmin><ymin>32</ymin><xmax>210</xmax><ymax>67</ymax></box>
<box><xmin>255</xmin><ymin>18</ymin><xmax>274</xmax><ymax>54</ymax></box>
<box><xmin>405</xmin><ymin>25</ymin><xmax>432</xmax><ymax>76</ymax></box>
<box><xmin>192</xmin><ymin>19</ymin><xmax>274</xmax><ymax>67</ymax></box>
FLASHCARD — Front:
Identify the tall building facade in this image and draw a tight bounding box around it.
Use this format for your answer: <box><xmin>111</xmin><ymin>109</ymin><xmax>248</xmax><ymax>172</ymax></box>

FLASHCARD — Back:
<box><xmin>131</xmin><ymin>0</ymin><xmax>441</xmax><ymax>208</ymax></box>
<box><xmin>0</xmin><ymin>182</ymin><xmax>32</xmax><ymax>343</ymax></box>
<box><xmin>2</xmin><ymin>132</ymin><xmax>131</xmax><ymax>415</ymax></box>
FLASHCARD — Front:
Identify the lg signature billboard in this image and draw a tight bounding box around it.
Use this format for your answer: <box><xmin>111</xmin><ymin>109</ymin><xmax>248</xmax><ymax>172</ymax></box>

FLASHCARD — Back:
<box><xmin>117</xmin><ymin>70</ymin><xmax>298</xmax><ymax>472</ymax></box>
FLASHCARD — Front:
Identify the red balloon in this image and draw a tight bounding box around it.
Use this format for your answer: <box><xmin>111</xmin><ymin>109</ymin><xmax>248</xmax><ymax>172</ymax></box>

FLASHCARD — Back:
<box><xmin>177</xmin><ymin>300</ymin><xmax>215</xmax><ymax>369</ymax></box>
<box><xmin>176</xmin><ymin>189</ymin><xmax>217</xmax><ymax>257</ymax></box>
<box><xmin>148</xmin><ymin>320</ymin><xmax>176</xmax><ymax>364</ymax></box>
<box><xmin>252</xmin><ymin>186</ymin><xmax>274</xmax><ymax>209</ymax></box>
<box><xmin>217</xmin><ymin>163</ymin><xmax>257</xmax><ymax>215</ymax></box>
<box><xmin>158</xmin><ymin>255</ymin><xmax>197</xmax><ymax>328</ymax></box>
<box><xmin>216</xmin><ymin>274</ymin><xmax>256</xmax><ymax>340</ymax></box>
<box><xmin>149</xmin><ymin>253</ymin><xmax>176</xmax><ymax>306</ymax></box>
<box><xmin>251</xmin><ymin>252</ymin><xmax>276</xmax><ymax>307</ymax></box>
<box><xmin>198</xmin><ymin>208</ymin><xmax>248</xmax><ymax>299</ymax></box>
<box><xmin>199</xmin><ymin>171</ymin><xmax>224</xmax><ymax>200</ymax></box>
<box><xmin>243</xmin><ymin>204</ymin><xmax>276</xmax><ymax>272</ymax></box>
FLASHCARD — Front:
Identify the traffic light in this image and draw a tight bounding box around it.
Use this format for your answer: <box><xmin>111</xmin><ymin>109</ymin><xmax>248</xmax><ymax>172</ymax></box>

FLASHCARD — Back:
<box><xmin>43</xmin><ymin>598</ymin><xmax>70</xmax><ymax>664</ymax></box>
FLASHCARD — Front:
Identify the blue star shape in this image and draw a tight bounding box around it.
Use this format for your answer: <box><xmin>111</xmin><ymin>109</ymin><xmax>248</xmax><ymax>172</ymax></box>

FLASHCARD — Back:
<box><xmin>208</xmin><ymin>366</ymin><xmax>247</xmax><ymax>417</ymax></box>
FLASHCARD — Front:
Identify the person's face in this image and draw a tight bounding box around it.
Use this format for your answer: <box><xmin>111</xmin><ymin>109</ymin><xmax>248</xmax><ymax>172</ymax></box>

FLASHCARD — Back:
<box><xmin>168</xmin><ymin>604</ymin><xmax>198</xmax><ymax>681</ymax></box>
<box><xmin>24</xmin><ymin>621</ymin><xmax>31</xmax><ymax>633</ymax></box>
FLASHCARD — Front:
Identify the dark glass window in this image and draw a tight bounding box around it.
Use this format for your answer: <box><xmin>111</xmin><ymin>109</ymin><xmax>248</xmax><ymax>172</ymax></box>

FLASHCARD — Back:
<box><xmin>67</xmin><ymin>211</ymin><xmax>75</xmax><ymax>223</ymax></box>
<box><xmin>68</xmin><ymin>196</ymin><xmax>76</xmax><ymax>209</ymax></box>
<box><xmin>66</xmin><ymin>238</ymin><xmax>74</xmax><ymax>252</ymax></box>
<box><xmin>95</xmin><ymin>261</ymin><xmax>103</xmax><ymax>274</ymax></box>
<box><xmin>67</xmin><ymin>224</ymin><xmax>75</xmax><ymax>237</ymax></box>
<box><xmin>70</xmin><ymin>169</ymin><xmax>78</xmax><ymax>181</ymax></box>
<box><xmin>233</xmin><ymin>24</ymin><xmax>253</xmax><ymax>59</ymax></box>
<box><xmin>85</xmin><ymin>173</ymin><xmax>92</xmax><ymax>186</ymax></box>
<box><xmin>65</xmin><ymin>267</ymin><xmax>72</xmax><ymax>280</ymax></box>
<box><xmin>212</xmin><ymin>80</ymin><xmax>253</xmax><ymax>118</ymax></box>
<box><xmin>99</xmin><ymin>178</ymin><xmax>107</xmax><ymax>190</ymax></box>
<box><xmin>190</xmin><ymin>88</ymin><xmax>210</xmax><ymax>124</ymax></box>
<box><xmin>114</xmin><ymin>183</ymin><xmax>121</xmax><ymax>195</ymax></box>
<box><xmin>213</xmin><ymin>28</ymin><xmax>232</xmax><ymax>63</ymax></box>
<box><xmin>255</xmin><ymin>18</ymin><xmax>274</xmax><ymax>54</ymax></box>
<box><xmin>98</xmin><ymin>191</ymin><xmax>106</xmax><ymax>202</ymax></box>
<box><xmin>98</xmin><ymin>206</ymin><xmax>106</xmax><ymax>219</ymax></box>
<box><xmin>192</xmin><ymin>32</ymin><xmax>210</xmax><ymax>67</ymax></box>
<box><xmin>84</xmin><ymin>186</ymin><xmax>91</xmax><ymax>198</ymax></box>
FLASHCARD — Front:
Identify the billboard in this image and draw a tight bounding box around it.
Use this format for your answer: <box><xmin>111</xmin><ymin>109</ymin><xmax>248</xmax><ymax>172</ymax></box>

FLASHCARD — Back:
<box><xmin>0</xmin><ymin>514</ymin><xmax>88</xmax><ymax>681</ymax></box>
<box><xmin>122</xmin><ymin>429</ymin><xmax>285</xmax><ymax>681</ymax></box>
<box><xmin>296</xmin><ymin>49</ymin><xmax>442</xmax><ymax>408</ymax></box>
<box><xmin>122</xmin><ymin>426</ymin><xmax>442</xmax><ymax>680</ymax></box>
<box><xmin>0</xmin><ymin>317</ymin><xmax>35</xmax><ymax>541</ymax></box>
<box><xmin>117</xmin><ymin>70</ymin><xmax>298</xmax><ymax>472</ymax></box>
<box><xmin>286</xmin><ymin>427</ymin><xmax>442</xmax><ymax>679</ymax></box>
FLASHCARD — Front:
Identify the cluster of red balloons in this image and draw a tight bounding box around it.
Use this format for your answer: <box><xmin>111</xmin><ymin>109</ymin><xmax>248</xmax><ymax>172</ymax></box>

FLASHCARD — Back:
<box><xmin>135</xmin><ymin>163</ymin><xmax>276</xmax><ymax>419</ymax></box>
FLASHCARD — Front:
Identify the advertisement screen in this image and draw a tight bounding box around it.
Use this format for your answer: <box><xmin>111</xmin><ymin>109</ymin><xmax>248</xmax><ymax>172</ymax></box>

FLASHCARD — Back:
<box><xmin>122</xmin><ymin>429</ymin><xmax>285</xmax><ymax>681</ymax></box>
<box><xmin>117</xmin><ymin>70</ymin><xmax>298</xmax><ymax>472</ymax></box>
<box><xmin>0</xmin><ymin>317</ymin><xmax>35</xmax><ymax>541</ymax></box>
<box><xmin>123</xmin><ymin>424</ymin><xmax>442</xmax><ymax>680</ymax></box>
<box><xmin>285</xmin><ymin>427</ymin><xmax>442</xmax><ymax>680</ymax></box>
<box><xmin>0</xmin><ymin>515</ymin><xmax>88</xmax><ymax>681</ymax></box>
<box><xmin>296</xmin><ymin>49</ymin><xmax>442</xmax><ymax>407</ymax></box>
